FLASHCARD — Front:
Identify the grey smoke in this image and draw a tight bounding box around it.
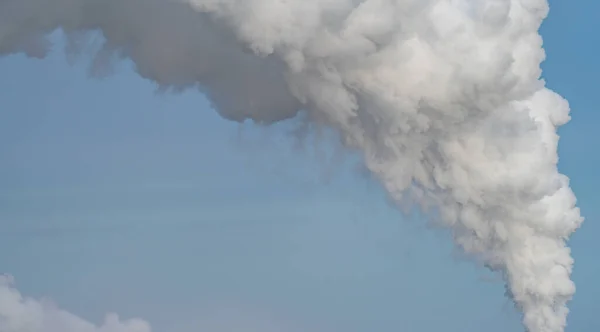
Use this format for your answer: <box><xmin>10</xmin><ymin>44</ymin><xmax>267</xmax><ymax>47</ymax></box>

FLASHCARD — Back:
<box><xmin>0</xmin><ymin>1</ymin><xmax>582</xmax><ymax>332</ymax></box>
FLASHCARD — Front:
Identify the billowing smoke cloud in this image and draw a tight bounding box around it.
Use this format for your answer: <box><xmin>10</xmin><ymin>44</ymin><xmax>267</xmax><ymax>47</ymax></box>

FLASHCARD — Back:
<box><xmin>0</xmin><ymin>1</ymin><xmax>583</xmax><ymax>331</ymax></box>
<box><xmin>0</xmin><ymin>275</ymin><xmax>151</xmax><ymax>332</ymax></box>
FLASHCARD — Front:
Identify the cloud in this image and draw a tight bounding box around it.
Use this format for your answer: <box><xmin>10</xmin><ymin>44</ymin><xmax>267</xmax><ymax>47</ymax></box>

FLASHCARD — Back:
<box><xmin>0</xmin><ymin>275</ymin><xmax>151</xmax><ymax>332</ymax></box>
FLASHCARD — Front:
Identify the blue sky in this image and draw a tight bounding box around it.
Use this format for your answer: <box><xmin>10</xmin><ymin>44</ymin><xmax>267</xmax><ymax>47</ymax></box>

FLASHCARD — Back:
<box><xmin>0</xmin><ymin>1</ymin><xmax>598</xmax><ymax>332</ymax></box>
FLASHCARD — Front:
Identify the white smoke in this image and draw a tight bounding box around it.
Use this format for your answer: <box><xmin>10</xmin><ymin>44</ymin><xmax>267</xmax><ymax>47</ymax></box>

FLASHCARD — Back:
<box><xmin>0</xmin><ymin>1</ymin><xmax>583</xmax><ymax>332</ymax></box>
<box><xmin>0</xmin><ymin>275</ymin><xmax>151</xmax><ymax>332</ymax></box>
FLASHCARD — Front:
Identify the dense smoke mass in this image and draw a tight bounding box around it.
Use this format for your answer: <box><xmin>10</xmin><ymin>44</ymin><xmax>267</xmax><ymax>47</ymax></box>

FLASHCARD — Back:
<box><xmin>0</xmin><ymin>1</ymin><xmax>583</xmax><ymax>331</ymax></box>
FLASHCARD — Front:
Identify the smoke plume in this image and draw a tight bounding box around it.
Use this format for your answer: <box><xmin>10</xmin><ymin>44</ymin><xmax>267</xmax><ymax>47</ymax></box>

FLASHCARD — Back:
<box><xmin>0</xmin><ymin>0</ymin><xmax>582</xmax><ymax>331</ymax></box>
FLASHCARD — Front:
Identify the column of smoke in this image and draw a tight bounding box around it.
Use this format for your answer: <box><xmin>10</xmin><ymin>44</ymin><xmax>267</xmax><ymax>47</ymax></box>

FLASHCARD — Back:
<box><xmin>0</xmin><ymin>1</ymin><xmax>583</xmax><ymax>331</ymax></box>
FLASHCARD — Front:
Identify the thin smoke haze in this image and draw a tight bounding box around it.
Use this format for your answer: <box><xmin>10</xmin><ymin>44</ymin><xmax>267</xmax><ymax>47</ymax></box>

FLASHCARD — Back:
<box><xmin>0</xmin><ymin>1</ymin><xmax>582</xmax><ymax>332</ymax></box>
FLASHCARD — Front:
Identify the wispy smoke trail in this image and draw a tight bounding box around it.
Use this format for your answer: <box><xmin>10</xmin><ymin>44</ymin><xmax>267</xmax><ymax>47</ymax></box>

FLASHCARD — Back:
<box><xmin>0</xmin><ymin>1</ymin><xmax>582</xmax><ymax>331</ymax></box>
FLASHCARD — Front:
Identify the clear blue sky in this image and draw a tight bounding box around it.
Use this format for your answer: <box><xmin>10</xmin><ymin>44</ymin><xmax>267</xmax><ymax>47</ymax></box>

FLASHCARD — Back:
<box><xmin>0</xmin><ymin>1</ymin><xmax>597</xmax><ymax>332</ymax></box>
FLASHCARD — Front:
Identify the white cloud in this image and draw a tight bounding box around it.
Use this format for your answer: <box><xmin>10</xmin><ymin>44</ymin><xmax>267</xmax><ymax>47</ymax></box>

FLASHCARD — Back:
<box><xmin>0</xmin><ymin>275</ymin><xmax>151</xmax><ymax>332</ymax></box>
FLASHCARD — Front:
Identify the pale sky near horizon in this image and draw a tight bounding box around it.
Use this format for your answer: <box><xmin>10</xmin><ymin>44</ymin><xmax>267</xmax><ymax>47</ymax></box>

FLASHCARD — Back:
<box><xmin>0</xmin><ymin>1</ymin><xmax>598</xmax><ymax>332</ymax></box>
